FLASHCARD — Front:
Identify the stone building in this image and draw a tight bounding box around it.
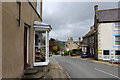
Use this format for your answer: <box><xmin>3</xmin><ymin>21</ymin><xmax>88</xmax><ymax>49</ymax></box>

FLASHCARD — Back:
<box><xmin>1</xmin><ymin>1</ymin><xmax>42</xmax><ymax>78</ymax></box>
<box><xmin>65</xmin><ymin>37</ymin><xmax>81</xmax><ymax>51</ymax></box>
<box><xmin>82</xmin><ymin>26</ymin><xmax>95</xmax><ymax>58</ymax></box>
<box><xmin>94</xmin><ymin>5</ymin><xmax>120</xmax><ymax>61</ymax></box>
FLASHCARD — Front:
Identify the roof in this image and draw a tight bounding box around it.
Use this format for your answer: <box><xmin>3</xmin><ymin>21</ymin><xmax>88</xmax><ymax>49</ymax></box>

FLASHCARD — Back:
<box><xmin>34</xmin><ymin>21</ymin><xmax>51</xmax><ymax>26</ymax></box>
<box><xmin>34</xmin><ymin>21</ymin><xmax>52</xmax><ymax>31</ymax></box>
<box><xmin>83</xmin><ymin>30</ymin><xmax>94</xmax><ymax>38</ymax></box>
<box><xmin>97</xmin><ymin>8</ymin><xmax>120</xmax><ymax>23</ymax></box>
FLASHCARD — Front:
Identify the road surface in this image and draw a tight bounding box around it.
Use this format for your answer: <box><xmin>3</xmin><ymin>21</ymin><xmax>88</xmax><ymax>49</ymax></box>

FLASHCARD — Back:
<box><xmin>50</xmin><ymin>55</ymin><xmax>119</xmax><ymax>79</ymax></box>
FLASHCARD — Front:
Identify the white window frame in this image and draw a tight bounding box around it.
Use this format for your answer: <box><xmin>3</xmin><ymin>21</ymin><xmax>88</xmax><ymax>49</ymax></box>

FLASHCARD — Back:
<box><xmin>102</xmin><ymin>50</ymin><xmax>110</xmax><ymax>60</ymax></box>
<box><xmin>114</xmin><ymin>23</ymin><xmax>120</xmax><ymax>30</ymax></box>
<box><xmin>33</xmin><ymin>22</ymin><xmax>52</xmax><ymax>66</ymax></box>
<box><xmin>114</xmin><ymin>35</ymin><xmax>120</xmax><ymax>47</ymax></box>
<box><xmin>114</xmin><ymin>50</ymin><xmax>120</xmax><ymax>61</ymax></box>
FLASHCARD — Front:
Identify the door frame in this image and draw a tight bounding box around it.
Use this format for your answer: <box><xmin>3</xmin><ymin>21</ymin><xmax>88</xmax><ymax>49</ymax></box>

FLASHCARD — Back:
<box><xmin>24</xmin><ymin>23</ymin><xmax>30</xmax><ymax>68</ymax></box>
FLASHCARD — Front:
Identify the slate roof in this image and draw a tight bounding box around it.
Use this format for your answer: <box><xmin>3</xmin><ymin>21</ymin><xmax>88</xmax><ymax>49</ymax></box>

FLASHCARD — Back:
<box><xmin>97</xmin><ymin>8</ymin><xmax>120</xmax><ymax>22</ymax></box>
<box><xmin>83</xmin><ymin>30</ymin><xmax>94</xmax><ymax>38</ymax></box>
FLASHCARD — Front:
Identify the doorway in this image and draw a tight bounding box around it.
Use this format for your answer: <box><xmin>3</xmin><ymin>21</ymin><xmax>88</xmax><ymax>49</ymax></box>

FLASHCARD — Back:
<box><xmin>24</xmin><ymin>24</ymin><xmax>30</xmax><ymax>68</ymax></box>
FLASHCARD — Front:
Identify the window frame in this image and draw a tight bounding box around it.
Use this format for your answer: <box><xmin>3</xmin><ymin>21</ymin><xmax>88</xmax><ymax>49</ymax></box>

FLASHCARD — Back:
<box><xmin>114</xmin><ymin>35</ymin><xmax>120</xmax><ymax>47</ymax></box>
<box><xmin>114</xmin><ymin>23</ymin><xmax>120</xmax><ymax>31</ymax></box>
<box><xmin>103</xmin><ymin>50</ymin><xmax>110</xmax><ymax>55</ymax></box>
<box><xmin>115</xmin><ymin>50</ymin><xmax>120</xmax><ymax>55</ymax></box>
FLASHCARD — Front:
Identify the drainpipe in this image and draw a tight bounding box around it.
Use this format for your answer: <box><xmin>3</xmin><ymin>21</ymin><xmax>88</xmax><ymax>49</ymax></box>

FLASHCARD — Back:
<box><xmin>40</xmin><ymin>0</ymin><xmax>42</xmax><ymax>20</ymax></box>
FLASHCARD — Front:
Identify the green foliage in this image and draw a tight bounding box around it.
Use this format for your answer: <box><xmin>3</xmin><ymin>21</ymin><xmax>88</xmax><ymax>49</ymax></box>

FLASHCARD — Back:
<box><xmin>64</xmin><ymin>49</ymin><xmax>81</xmax><ymax>56</ymax></box>
<box><xmin>64</xmin><ymin>51</ymin><xmax>68</xmax><ymax>56</ymax></box>
<box><xmin>64</xmin><ymin>50</ymin><xmax>73</xmax><ymax>56</ymax></box>
<box><xmin>52</xmin><ymin>46</ymin><xmax>59</xmax><ymax>52</ymax></box>
<box><xmin>50</xmin><ymin>38</ymin><xmax>65</xmax><ymax>55</ymax></box>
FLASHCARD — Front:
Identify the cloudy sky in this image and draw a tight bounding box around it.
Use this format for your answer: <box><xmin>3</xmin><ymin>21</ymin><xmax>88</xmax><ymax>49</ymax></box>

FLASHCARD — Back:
<box><xmin>42</xmin><ymin>1</ymin><xmax>118</xmax><ymax>41</ymax></box>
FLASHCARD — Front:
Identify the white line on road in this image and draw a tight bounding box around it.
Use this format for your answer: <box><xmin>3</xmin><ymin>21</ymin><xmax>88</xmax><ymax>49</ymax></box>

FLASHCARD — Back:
<box><xmin>94</xmin><ymin>68</ymin><xmax>120</xmax><ymax>79</ymax></box>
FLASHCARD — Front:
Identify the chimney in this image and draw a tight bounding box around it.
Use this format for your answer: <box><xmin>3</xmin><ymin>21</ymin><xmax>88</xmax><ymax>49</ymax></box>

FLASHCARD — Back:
<box><xmin>90</xmin><ymin>26</ymin><xmax>94</xmax><ymax>31</ymax></box>
<box><xmin>94</xmin><ymin>5</ymin><xmax>98</xmax><ymax>13</ymax></box>
<box><xmin>78</xmin><ymin>37</ymin><xmax>81</xmax><ymax>41</ymax></box>
<box><xmin>94</xmin><ymin>5</ymin><xmax>98</xmax><ymax>28</ymax></box>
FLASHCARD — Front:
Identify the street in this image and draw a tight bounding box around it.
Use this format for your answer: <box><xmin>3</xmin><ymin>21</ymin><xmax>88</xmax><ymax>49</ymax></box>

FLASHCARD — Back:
<box><xmin>50</xmin><ymin>55</ymin><xmax>119</xmax><ymax>79</ymax></box>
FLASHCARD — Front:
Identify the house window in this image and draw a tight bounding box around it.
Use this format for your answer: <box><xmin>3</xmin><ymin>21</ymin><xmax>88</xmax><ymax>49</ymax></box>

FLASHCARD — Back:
<box><xmin>103</xmin><ymin>50</ymin><xmax>110</xmax><ymax>60</ymax></box>
<box><xmin>115</xmin><ymin>50</ymin><xmax>120</xmax><ymax>60</ymax></box>
<box><xmin>92</xmin><ymin>48</ymin><xmax>94</xmax><ymax>54</ymax></box>
<box><xmin>103</xmin><ymin>50</ymin><xmax>109</xmax><ymax>55</ymax></box>
<box><xmin>92</xmin><ymin>36</ymin><xmax>94</xmax><ymax>43</ymax></box>
<box><xmin>66</xmin><ymin>45</ymin><xmax>68</xmax><ymax>47</ymax></box>
<box><xmin>90</xmin><ymin>37</ymin><xmax>91</xmax><ymax>43</ymax></box>
<box><xmin>115</xmin><ymin>50</ymin><xmax>120</xmax><ymax>55</ymax></box>
<box><xmin>114</xmin><ymin>23</ymin><xmax>120</xmax><ymax>30</ymax></box>
<box><xmin>114</xmin><ymin>35</ymin><xmax>120</xmax><ymax>46</ymax></box>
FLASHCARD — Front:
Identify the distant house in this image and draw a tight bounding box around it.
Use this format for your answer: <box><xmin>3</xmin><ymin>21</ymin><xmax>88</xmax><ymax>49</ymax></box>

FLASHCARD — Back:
<box><xmin>82</xmin><ymin>26</ymin><xmax>95</xmax><ymax>58</ymax></box>
<box><xmin>94</xmin><ymin>5</ymin><xmax>120</xmax><ymax>61</ymax></box>
<box><xmin>65</xmin><ymin>37</ymin><xmax>81</xmax><ymax>51</ymax></box>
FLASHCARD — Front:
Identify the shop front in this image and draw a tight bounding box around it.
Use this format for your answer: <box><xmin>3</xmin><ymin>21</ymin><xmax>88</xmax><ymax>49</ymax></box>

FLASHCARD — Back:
<box><xmin>33</xmin><ymin>21</ymin><xmax>52</xmax><ymax>66</ymax></box>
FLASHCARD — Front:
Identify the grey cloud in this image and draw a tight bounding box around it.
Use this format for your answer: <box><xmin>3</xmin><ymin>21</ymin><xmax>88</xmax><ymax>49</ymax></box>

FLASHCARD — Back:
<box><xmin>43</xmin><ymin>2</ymin><xmax>118</xmax><ymax>41</ymax></box>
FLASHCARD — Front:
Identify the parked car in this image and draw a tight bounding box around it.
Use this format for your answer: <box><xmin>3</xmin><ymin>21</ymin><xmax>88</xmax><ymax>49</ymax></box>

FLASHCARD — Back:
<box><xmin>49</xmin><ymin>54</ymin><xmax>52</xmax><ymax>57</ymax></box>
<box><xmin>81</xmin><ymin>52</ymin><xmax>90</xmax><ymax>58</ymax></box>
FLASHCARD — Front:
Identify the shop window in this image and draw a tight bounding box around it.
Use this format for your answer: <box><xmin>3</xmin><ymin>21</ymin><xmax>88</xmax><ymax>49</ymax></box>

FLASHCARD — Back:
<box><xmin>35</xmin><ymin>32</ymin><xmax>46</xmax><ymax>62</ymax></box>
<box><xmin>35</xmin><ymin>34</ymin><xmax>39</xmax><ymax>46</ymax></box>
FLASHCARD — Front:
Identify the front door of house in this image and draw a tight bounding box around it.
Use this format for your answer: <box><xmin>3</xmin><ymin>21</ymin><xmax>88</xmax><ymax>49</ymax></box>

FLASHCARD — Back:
<box><xmin>24</xmin><ymin>24</ymin><xmax>29</xmax><ymax>68</ymax></box>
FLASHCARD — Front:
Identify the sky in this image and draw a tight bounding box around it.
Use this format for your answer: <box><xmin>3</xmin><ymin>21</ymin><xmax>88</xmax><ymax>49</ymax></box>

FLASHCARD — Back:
<box><xmin>42</xmin><ymin>1</ymin><xmax>118</xmax><ymax>41</ymax></box>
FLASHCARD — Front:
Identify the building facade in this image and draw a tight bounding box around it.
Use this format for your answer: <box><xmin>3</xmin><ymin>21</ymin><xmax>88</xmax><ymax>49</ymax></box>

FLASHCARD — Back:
<box><xmin>94</xmin><ymin>5</ymin><xmax>120</xmax><ymax>61</ymax></box>
<box><xmin>65</xmin><ymin>37</ymin><xmax>81</xmax><ymax>51</ymax></box>
<box><xmin>82</xmin><ymin>26</ymin><xmax>95</xmax><ymax>58</ymax></box>
<box><xmin>1</xmin><ymin>1</ymin><xmax>42</xmax><ymax>78</ymax></box>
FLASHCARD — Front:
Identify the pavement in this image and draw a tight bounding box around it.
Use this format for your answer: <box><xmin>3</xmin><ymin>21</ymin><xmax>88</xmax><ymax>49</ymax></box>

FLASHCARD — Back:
<box><xmin>70</xmin><ymin>56</ymin><xmax>119</xmax><ymax>67</ymax></box>
<box><xmin>22</xmin><ymin>56</ymin><xmax>69</xmax><ymax>79</ymax></box>
<box><xmin>22</xmin><ymin>55</ymin><xmax>119</xmax><ymax>79</ymax></box>
<box><xmin>53</xmin><ymin>55</ymin><xmax>120</xmax><ymax>79</ymax></box>
<box><xmin>44</xmin><ymin>56</ymin><xmax>70</xmax><ymax>80</ymax></box>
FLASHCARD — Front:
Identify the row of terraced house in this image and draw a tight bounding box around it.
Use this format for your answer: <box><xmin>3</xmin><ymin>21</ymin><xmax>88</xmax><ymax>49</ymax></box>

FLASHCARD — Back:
<box><xmin>0</xmin><ymin>0</ymin><xmax>52</xmax><ymax>79</ymax></box>
<box><xmin>82</xmin><ymin>5</ymin><xmax>120</xmax><ymax>62</ymax></box>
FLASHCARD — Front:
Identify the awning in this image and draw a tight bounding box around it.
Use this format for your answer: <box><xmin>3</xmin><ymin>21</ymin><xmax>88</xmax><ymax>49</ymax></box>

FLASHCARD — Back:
<box><xmin>34</xmin><ymin>21</ymin><xmax>52</xmax><ymax>31</ymax></box>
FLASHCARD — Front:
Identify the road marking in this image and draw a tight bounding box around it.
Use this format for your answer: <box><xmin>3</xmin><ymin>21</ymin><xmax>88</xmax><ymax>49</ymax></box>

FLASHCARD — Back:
<box><xmin>94</xmin><ymin>68</ymin><xmax>120</xmax><ymax>79</ymax></box>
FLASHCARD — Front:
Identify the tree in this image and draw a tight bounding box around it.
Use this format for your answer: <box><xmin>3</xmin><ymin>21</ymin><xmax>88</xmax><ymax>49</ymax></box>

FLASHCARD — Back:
<box><xmin>52</xmin><ymin>46</ymin><xmax>59</xmax><ymax>52</ymax></box>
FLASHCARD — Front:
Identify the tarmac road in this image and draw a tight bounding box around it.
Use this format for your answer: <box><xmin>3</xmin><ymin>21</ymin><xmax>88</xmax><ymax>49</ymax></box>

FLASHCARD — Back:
<box><xmin>51</xmin><ymin>55</ymin><xmax>119</xmax><ymax>80</ymax></box>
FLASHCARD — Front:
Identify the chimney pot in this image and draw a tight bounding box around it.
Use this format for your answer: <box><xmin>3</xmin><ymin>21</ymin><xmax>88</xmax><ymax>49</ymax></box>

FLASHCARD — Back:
<box><xmin>94</xmin><ymin>5</ymin><xmax>98</xmax><ymax>11</ymax></box>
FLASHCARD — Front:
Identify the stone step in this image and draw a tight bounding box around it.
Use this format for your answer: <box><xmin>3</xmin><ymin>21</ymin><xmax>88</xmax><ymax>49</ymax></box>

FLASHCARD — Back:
<box><xmin>22</xmin><ymin>71</ymin><xmax>44</xmax><ymax>79</ymax></box>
